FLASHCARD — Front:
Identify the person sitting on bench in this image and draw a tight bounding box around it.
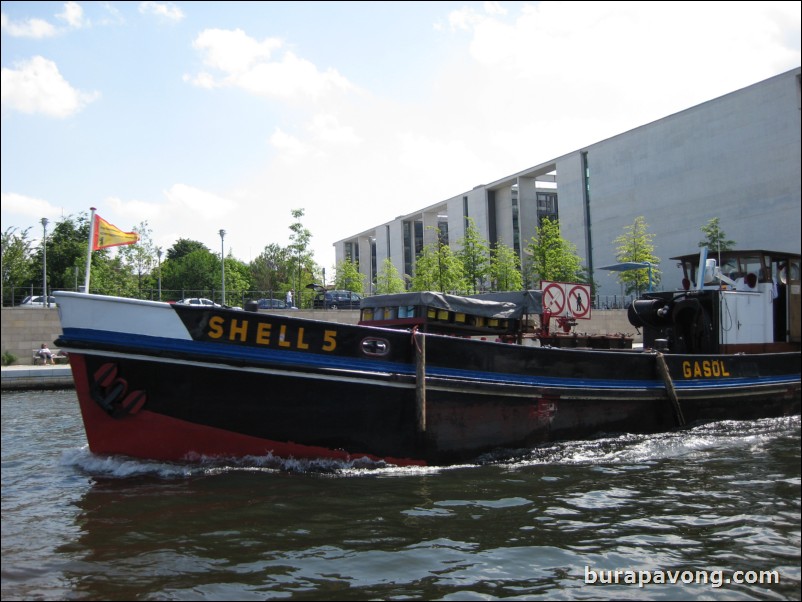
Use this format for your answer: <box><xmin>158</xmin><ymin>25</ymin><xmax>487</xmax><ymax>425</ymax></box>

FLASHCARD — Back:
<box><xmin>38</xmin><ymin>344</ymin><xmax>54</xmax><ymax>365</ymax></box>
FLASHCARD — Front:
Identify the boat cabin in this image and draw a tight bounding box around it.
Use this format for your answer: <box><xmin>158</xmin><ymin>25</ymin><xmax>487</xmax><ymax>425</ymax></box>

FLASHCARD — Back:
<box><xmin>359</xmin><ymin>291</ymin><xmax>541</xmax><ymax>339</ymax></box>
<box><xmin>629</xmin><ymin>249</ymin><xmax>801</xmax><ymax>353</ymax></box>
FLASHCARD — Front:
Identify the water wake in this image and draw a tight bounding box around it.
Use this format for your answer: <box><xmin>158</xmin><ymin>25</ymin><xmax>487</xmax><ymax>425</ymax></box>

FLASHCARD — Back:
<box><xmin>59</xmin><ymin>416</ymin><xmax>799</xmax><ymax>479</ymax></box>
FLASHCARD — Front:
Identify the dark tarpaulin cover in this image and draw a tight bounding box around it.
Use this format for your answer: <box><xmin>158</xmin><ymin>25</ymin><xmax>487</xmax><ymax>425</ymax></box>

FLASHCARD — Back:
<box><xmin>360</xmin><ymin>291</ymin><xmax>542</xmax><ymax>319</ymax></box>
<box><xmin>469</xmin><ymin>291</ymin><xmax>542</xmax><ymax>314</ymax></box>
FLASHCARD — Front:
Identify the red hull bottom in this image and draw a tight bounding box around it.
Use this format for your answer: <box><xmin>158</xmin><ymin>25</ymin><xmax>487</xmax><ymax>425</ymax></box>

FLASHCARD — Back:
<box><xmin>70</xmin><ymin>355</ymin><xmax>426</xmax><ymax>467</ymax></box>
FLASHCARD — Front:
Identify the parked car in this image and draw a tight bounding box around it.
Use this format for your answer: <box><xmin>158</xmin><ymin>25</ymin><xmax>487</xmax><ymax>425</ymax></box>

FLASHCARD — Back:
<box><xmin>312</xmin><ymin>290</ymin><xmax>363</xmax><ymax>309</ymax></box>
<box><xmin>256</xmin><ymin>298</ymin><xmax>287</xmax><ymax>309</ymax></box>
<box><xmin>175</xmin><ymin>297</ymin><xmax>220</xmax><ymax>307</ymax></box>
<box><xmin>19</xmin><ymin>295</ymin><xmax>57</xmax><ymax>307</ymax></box>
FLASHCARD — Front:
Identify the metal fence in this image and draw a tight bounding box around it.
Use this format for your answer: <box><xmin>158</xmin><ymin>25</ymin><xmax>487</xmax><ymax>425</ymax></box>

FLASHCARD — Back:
<box><xmin>3</xmin><ymin>286</ymin><xmax>638</xmax><ymax>311</ymax></box>
<box><xmin>593</xmin><ymin>295</ymin><xmax>636</xmax><ymax>310</ymax></box>
<box><xmin>1</xmin><ymin>286</ymin><xmax>309</xmax><ymax>309</ymax></box>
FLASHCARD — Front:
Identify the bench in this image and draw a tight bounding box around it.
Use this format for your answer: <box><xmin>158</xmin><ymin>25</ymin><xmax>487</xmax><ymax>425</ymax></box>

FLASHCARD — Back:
<box><xmin>32</xmin><ymin>349</ymin><xmax>69</xmax><ymax>365</ymax></box>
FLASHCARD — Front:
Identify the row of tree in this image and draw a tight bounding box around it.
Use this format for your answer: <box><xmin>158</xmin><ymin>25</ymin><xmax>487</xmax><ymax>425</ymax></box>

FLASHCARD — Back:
<box><xmin>338</xmin><ymin>215</ymin><xmax>732</xmax><ymax>298</ymax></box>
<box><xmin>1</xmin><ymin>206</ymin><xmax>732</xmax><ymax>307</ymax></box>
<box><xmin>1</xmin><ymin>208</ymin><xmax>318</xmax><ymax>307</ymax></box>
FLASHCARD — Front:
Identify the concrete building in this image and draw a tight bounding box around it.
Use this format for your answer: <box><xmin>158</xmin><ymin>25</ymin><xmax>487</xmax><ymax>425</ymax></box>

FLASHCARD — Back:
<box><xmin>335</xmin><ymin>68</ymin><xmax>801</xmax><ymax>299</ymax></box>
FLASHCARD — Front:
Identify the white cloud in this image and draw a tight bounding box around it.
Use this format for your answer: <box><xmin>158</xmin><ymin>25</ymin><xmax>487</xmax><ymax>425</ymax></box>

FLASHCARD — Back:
<box><xmin>182</xmin><ymin>71</ymin><xmax>217</xmax><ymax>89</ymax></box>
<box><xmin>236</xmin><ymin>52</ymin><xmax>355</xmax><ymax>100</ymax></box>
<box><xmin>2</xmin><ymin>2</ymin><xmax>91</xmax><ymax>36</ymax></box>
<box><xmin>138</xmin><ymin>1</ymin><xmax>185</xmax><ymax>22</ymax></box>
<box><xmin>483</xmin><ymin>1</ymin><xmax>507</xmax><ymax>17</ymax></box>
<box><xmin>451</xmin><ymin>2</ymin><xmax>800</xmax><ymax>93</ymax></box>
<box><xmin>0</xmin><ymin>56</ymin><xmax>100</xmax><ymax>118</ymax></box>
<box><xmin>193</xmin><ymin>28</ymin><xmax>282</xmax><ymax>74</ymax></box>
<box><xmin>270</xmin><ymin>128</ymin><xmax>308</xmax><ymax>157</ymax></box>
<box><xmin>96</xmin><ymin>4</ymin><xmax>126</xmax><ymax>27</ymax></box>
<box><xmin>307</xmin><ymin>114</ymin><xmax>362</xmax><ymax>146</ymax></box>
<box><xmin>105</xmin><ymin>196</ymin><xmax>163</xmax><ymax>221</ymax></box>
<box><xmin>0</xmin><ymin>12</ymin><xmax>57</xmax><ymax>38</ymax></box>
<box><xmin>431</xmin><ymin>0</ymin><xmax>802</xmax><ymax>162</ymax></box>
<box><xmin>263</xmin><ymin>114</ymin><xmax>361</xmax><ymax>169</ymax></box>
<box><xmin>0</xmin><ymin>192</ymin><xmax>58</xmax><ymax>222</ymax></box>
<box><xmin>188</xmin><ymin>28</ymin><xmax>356</xmax><ymax>101</ymax></box>
<box><xmin>99</xmin><ymin>186</ymin><xmax>240</xmax><ymax>255</ymax></box>
<box><xmin>57</xmin><ymin>2</ymin><xmax>88</xmax><ymax>28</ymax></box>
<box><xmin>162</xmin><ymin>184</ymin><xmax>238</xmax><ymax>221</ymax></box>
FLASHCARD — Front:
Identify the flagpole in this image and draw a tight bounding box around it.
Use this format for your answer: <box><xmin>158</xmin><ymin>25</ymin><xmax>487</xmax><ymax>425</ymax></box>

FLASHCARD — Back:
<box><xmin>84</xmin><ymin>207</ymin><xmax>96</xmax><ymax>293</ymax></box>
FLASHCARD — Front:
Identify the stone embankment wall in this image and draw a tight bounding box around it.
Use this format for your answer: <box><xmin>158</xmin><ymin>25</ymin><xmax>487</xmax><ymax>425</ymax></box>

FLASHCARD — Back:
<box><xmin>1</xmin><ymin>308</ymin><xmax>65</xmax><ymax>365</ymax></box>
<box><xmin>1</xmin><ymin>307</ymin><xmax>640</xmax><ymax>365</ymax></box>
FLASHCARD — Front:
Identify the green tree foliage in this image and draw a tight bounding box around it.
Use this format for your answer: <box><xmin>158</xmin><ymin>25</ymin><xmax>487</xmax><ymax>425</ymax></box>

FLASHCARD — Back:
<box><xmin>524</xmin><ymin>217</ymin><xmax>586</xmax><ymax>285</ymax></box>
<box><xmin>334</xmin><ymin>259</ymin><xmax>365</xmax><ymax>293</ymax></box>
<box><xmin>221</xmin><ymin>254</ymin><xmax>252</xmax><ymax>306</ymax></box>
<box><xmin>698</xmin><ymin>217</ymin><xmax>735</xmax><ymax>252</ymax></box>
<box><xmin>117</xmin><ymin>221</ymin><xmax>156</xmax><ymax>297</ymax></box>
<box><xmin>288</xmin><ymin>209</ymin><xmax>315</xmax><ymax>306</ymax></box>
<box><xmin>2</xmin><ymin>227</ymin><xmax>36</xmax><ymax>301</ymax></box>
<box><xmin>456</xmin><ymin>217</ymin><xmax>490</xmax><ymax>294</ymax></box>
<box><xmin>613</xmin><ymin>216</ymin><xmax>661</xmax><ymax>295</ymax></box>
<box><xmin>490</xmin><ymin>243</ymin><xmax>523</xmax><ymax>291</ymax></box>
<box><xmin>161</xmin><ymin>246</ymin><xmax>219</xmax><ymax>298</ymax></box>
<box><xmin>250</xmin><ymin>243</ymin><xmax>293</xmax><ymax>297</ymax></box>
<box><xmin>374</xmin><ymin>258</ymin><xmax>406</xmax><ymax>294</ymax></box>
<box><xmin>46</xmin><ymin>214</ymin><xmax>92</xmax><ymax>291</ymax></box>
<box><xmin>167</xmin><ymin>238</ymin><xmax>210</xmax><ymax>261</ymax></box>
<box><xmin>410</xmin><ymin>244</ymin><xmax>439</xmax><ymax>291</ymax></box>
<box><xmin>31</xmin><ymin>213</ymin><xmax>136</xmax><ymax>296</ymax></box>
<box><xmin>6</xmin><ymin>213</ymin><xmax>153</xmax><ymax>297</ymax></box>
<box><xmin>411</xmin><ymin>229</ymin><xmax>466</xmax><ymax>293</ymax></box>
<box><xmin>2</xmin><ymin>214</ymin><xmax>333</xmax><ymax>305</ymax></box>
<box><xmin>90</xmin><ymin>253</ymin><xmax>140</xmax><ymax>297</ymax></box>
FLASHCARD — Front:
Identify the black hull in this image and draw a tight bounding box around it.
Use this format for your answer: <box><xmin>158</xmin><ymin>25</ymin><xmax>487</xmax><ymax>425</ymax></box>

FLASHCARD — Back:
<box><xmin>64</xmin><ymin>346</ymin><xmax>800</xmax><ymax>465</ymax></box>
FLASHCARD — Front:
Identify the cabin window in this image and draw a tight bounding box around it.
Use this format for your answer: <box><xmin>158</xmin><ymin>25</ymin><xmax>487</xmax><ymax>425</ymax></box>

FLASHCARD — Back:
<box><xmin>787</xmin><ymin>260</ymin><xmax>801</xmax><ymax>283</ymax></box>
<box><xmin>719</xmin><ymin>258</ymin><xmax>740</xmax><ymax>280</ymax></box>
<box><xmin>740</xmin><ymin>256</ymin><xmax>762</xmax><ymax>281</ymax></box>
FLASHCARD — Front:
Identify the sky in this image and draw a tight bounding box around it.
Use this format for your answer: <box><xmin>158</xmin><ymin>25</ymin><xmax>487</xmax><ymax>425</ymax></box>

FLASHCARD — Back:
<box><xmin>2</xmin><ymin>1</ymin><xmax>800</xmax><ymax>269</ymax></box>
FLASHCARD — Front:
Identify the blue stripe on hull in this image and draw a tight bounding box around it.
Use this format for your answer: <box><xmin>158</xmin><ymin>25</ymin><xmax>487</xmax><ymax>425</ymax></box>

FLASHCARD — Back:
<box><xmin>61</xmin><ymin>327</ymin><xmax>798</xmax><ymax>395</ymax></box>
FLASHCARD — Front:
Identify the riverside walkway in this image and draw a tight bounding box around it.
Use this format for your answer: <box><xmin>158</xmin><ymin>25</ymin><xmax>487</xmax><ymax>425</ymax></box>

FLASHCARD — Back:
<box><xmin>1</xmin><ymin>364</ymin><xmax>74</xmax><ymax>391</ymax></box>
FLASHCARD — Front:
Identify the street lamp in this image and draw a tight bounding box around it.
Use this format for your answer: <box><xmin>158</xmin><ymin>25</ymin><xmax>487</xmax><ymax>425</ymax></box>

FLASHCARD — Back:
<box><xmin>40</xmin><ymin>218</ymin><xmax>49</xmax><ymax>308</ymax></box>
<box><xmin>219</xmin><ymin>229</ymin><xmax>226</xmax><ymax>305</ymax></box>
<box><xmin>156</xmin><ymin>247</ymin><xmax>163</xmax><ymax>301</ymax></box>
<box><xmin>368</xmin><ymin>236</ymin><xmax>376</xmax><ymax>295</ymax></box>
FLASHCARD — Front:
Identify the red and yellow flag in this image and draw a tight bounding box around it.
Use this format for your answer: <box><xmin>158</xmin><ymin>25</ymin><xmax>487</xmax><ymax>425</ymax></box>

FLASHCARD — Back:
<box><xmin>92</xmin><ymin>215</ymin><xmax>139</xmax><ymax>250</ymax></box>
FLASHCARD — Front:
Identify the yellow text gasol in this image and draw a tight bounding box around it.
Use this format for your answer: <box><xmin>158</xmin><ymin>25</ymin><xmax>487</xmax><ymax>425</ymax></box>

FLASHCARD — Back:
<box><xmin>681</xmin><ymin>359</ymin><xmax>731</xmax><ymax>378</ymax></box>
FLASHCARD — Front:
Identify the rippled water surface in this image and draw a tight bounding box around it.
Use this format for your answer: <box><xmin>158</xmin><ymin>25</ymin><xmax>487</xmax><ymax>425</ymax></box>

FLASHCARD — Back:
<box><xmin>2</xmin><ymin>390</ymin><xmax>800</xmax><ymax>600</ymax></box>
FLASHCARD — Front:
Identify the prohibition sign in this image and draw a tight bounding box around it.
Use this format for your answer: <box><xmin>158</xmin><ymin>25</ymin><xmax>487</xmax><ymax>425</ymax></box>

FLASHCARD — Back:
<box><xmin>542</xmin><ymin>282</ymin><xmax>566</xmax><ymax>315</ymax></box>
<box><xmin>568</xmin><ymin>284</ymin><xmax>591</xmax><ymax>319</ymax></box>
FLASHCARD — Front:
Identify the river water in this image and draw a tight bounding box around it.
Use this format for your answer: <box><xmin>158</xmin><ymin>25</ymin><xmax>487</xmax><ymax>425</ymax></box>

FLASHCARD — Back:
<box><xmin>1</xmin><ymin>389</ymin><xmax>799</xmax><ymax>601</ymax></box>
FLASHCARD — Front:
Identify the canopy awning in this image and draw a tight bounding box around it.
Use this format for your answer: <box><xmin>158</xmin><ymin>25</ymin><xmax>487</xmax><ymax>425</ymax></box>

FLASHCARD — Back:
<box><xmin>599</xmin><ymin>262</ymin><xmax>656</xmax><ymax>292</ymax></box>
<box><xmin>598</xmin><ymin>262</ymin><xmax>652</xmax><ymax>271</ymax></box>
